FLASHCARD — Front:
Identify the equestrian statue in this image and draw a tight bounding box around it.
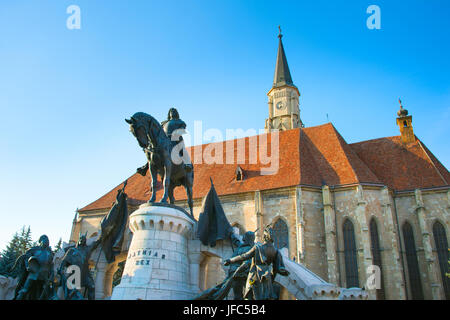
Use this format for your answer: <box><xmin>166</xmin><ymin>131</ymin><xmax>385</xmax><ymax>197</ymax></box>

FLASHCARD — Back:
<box><xmin>125</xmin><ymin>108</ymin><xmax>194</xmax><ymax>216</ymax></box>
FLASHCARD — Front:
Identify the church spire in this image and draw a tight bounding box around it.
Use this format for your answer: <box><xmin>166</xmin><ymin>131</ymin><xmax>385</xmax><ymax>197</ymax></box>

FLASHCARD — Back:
<box><xmin>273</xmin><ymin>26</ymin><xmax>294</xmax><ymax>88</ymax></box>
<box><xmin>265</xmin><ymin>28</ymin><xmax>302</xmax><ymax>132</ymax></box>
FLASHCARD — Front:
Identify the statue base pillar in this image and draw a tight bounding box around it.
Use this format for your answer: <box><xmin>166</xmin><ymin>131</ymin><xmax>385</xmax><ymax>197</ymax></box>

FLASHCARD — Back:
<box><xmin>111</xmin><ymin>203</ymin><xmax>196</xmax><ymax>300</ymax></box>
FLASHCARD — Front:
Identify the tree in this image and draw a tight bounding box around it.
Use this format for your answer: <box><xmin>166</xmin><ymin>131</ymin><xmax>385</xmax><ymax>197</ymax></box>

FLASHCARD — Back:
<box><xmin>0</xmin><ymin>232</ymin><xmax>21</xmax><ymax>277</ymax></box>
<box><xmin>53</xmin><ymin>238</ymin><xmax>62</xmax><ymax>253</ymax></box>
<box><xmin>0</xmin><ymin>226</ymin><xmax>35</xmax><ymax>277</ymax></box>
<box><xmin>17</xmin><ymin>226</ymin><xmax>33</xmax><ymax>254</ymax></box>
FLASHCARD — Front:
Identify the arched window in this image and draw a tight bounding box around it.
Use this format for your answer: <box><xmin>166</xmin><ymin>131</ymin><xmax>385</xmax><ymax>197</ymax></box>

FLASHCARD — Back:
<box><xmin>273</xmin><ymin>219</ymin><xmax>289</xmax><ymax>250</ymax></box>
<box><xmin>402</xmin><ymin>222</ymin><xmax>424</xmax><ymax>300</ymax></box>
<box><xmin>343</xmin><ymin>219</ymin><xmax>359</xmax><ymax>288</ymax></box>
<box><xmin>369</xmin><ymin>218</ymin><xmax>385</xmax><ymax>299</ymax></box>
<box><xmin>433</xmin><ymin>221</ymin><xmax>450</xmax><ymax>299</ymax></box>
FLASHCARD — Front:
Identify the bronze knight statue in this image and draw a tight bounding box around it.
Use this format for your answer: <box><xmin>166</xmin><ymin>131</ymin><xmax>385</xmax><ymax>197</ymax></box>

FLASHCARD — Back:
<box><xmin>58</xmin><ymin>233</ymin><xmax>99</xmax><ymax>300</ymax></box>
<box><xmin>229</xmin><ymin>231</ymin><xmax>255</xmax><ymax>300</ymax></box>
<box><xmin>125</xmin><ymin>109</ymin><xmax>194</xmax><ymax>216</ymax></box>
<box><xmin>12</xmin><ymin>235</ymin><xmax>54</xmax><ymax>300</ymax></box>
<box><xmin>224</xmin><ymin>227</ymin><xmax>290</xmax><ymax>300</ymax></box>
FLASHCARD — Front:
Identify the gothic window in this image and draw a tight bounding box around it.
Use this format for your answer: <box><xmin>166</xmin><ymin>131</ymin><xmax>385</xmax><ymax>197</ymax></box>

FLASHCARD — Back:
<box><xmin>273</xmin><ymin>219</ymin><xmax>289</xmax><ymax>250</ymax></box>
<box><xmin>433</xmin><ymin>221</ymin><xmax>450</xmax><ymax>299</ymax></box>
<box><xmin>402</xmin><ymin>222</ymin><xmax>424</xmax><ymax>300</ymax></box>
<box><xmin>343</xmin><ymin>219</ymin><xmax>359</xmax><ymax>288</ymax></box>
<box><xmin>369</xmin><ymin>218</ymin><xmax>385</xmax><ymax>300</ymax></box>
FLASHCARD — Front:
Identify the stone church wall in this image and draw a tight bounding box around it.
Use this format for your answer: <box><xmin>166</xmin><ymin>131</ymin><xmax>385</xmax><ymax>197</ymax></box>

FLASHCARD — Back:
<box><xmin>394</xmin><ymin>189</ymin><xmax>449</xmax><ymax>300</ymax></box>
<box><xmin>71</xmin><ymin>186</ymin><xmax>449</xmax><ymax>300</ymax></box>
<box><xmin>298</xmin><ymin>188</ymin><xmax>328</xmax><ymax>280</ymax></box>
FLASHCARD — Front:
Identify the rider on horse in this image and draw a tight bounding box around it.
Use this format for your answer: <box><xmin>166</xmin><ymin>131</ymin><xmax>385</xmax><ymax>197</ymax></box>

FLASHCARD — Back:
<box><xmin>161</xmin><ymin>108</ymin><xmax>193</xmax><ymax>172</ymax></box>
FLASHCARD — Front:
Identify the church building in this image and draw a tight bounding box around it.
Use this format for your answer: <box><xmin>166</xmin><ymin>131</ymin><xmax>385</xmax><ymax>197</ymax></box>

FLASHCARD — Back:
<box><xmin>70</xmin><ymin>32</ymin><xmax>450</xmax><ymax>300</ymax></box>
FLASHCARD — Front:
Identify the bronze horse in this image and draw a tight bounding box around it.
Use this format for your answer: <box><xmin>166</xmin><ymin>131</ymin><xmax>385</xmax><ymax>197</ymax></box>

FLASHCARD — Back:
<box><xmin>125</xmin><ymin>112</ymin><xmax>194</xmax><ymax>216</ymax></box>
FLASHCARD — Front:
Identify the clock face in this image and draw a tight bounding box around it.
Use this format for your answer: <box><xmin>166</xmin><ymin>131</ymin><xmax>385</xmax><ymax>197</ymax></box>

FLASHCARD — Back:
<box><xmin>276</xmin><ymin>102</ymin><xmax>284</xmax><ymax>110</ymax></box>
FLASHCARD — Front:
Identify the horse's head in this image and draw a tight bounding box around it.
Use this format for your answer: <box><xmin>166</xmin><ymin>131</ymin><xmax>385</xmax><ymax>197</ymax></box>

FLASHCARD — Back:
<box><xmin>125</xmin><ymin>113</ymin><xmax>150</xmax><ymax>149</ymax></box>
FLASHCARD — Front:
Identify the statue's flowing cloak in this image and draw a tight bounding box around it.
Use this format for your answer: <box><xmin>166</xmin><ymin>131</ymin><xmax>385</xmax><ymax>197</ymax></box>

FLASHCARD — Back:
<box><xmin>197</xmin><ymin>181</ymin><xmax>233</xmax><ymax>247</ymax></box>
<box><xmin>99</xmin><ymin>186</ymin><xmax>128</xmax><ymax>263</ymax></box>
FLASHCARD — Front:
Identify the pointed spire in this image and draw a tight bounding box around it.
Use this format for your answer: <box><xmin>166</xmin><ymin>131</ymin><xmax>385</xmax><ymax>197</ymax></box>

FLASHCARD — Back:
<box><xmin>397</xmin><ymin>98</ymin><xmax>408</xmax><ymax>117</ymax></box>
<box><xmin>273</xmin><ymin>26</ymin><xmax>294</xmax><ymax>88</ymax></box>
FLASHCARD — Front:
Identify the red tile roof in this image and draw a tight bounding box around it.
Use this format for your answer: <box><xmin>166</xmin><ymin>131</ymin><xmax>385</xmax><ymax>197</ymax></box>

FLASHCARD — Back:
<box><xmin>350</xmin><ymin>136</ymin><xmax>449</xmax><ymax>191</ymax></box>
<box><xmin>301</xmin><ymin>123</ymin><xmax>381</xmax><ymax>186</ymax></box>
<box><xmin>79</xmin><ymin>124</ymin><xmax>449</xmax><ymax>212</ymax></box>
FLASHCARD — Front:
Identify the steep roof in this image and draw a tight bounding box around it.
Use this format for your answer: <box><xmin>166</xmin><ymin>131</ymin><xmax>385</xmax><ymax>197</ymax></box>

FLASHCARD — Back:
<box><xmin>301</xmin><ymin>123</ymin><xmax>381</xmax><ymax>186</ymax></box>
<box><xmin>80</xmin><ymin>128</ymin><xmax>304</xmax><ymax>212</ymax></box>
<box><xmin>350</xmin><ymin>136</ymin><xmax>449</xmax><ymax>191</ymax></box>
<box><xmin>79</xmin><ymin>124</ymin><xmax>449</xmax><ymax>212</ymax></box>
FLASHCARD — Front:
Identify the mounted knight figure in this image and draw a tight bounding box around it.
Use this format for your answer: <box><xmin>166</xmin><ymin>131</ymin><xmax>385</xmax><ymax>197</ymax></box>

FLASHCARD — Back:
<box><xmin>125</xmin><ymin>108</ymin><xmax>194</xmax><ymax>216</ymax></box>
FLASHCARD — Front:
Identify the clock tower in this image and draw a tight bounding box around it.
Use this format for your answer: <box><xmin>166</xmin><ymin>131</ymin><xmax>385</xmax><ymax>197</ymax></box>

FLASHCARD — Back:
<box><xmin>265</xmin><ymin>28</ymin><xmax>303</xmax><ymax>131</ymax></box>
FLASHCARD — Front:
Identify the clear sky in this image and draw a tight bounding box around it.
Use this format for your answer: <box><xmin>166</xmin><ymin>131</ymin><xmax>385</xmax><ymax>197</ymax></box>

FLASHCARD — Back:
<box><xmin>0</xmin><ymin>0</ymin><xmax>449</xmax><ymax>250</ymax></box>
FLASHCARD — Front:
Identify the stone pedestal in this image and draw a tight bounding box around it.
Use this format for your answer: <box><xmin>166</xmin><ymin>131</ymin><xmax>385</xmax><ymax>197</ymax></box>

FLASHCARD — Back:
<box><xmin>111</xmin><ymin>203</ymin><xmax>196</xmax><ymax>300</ymax></box>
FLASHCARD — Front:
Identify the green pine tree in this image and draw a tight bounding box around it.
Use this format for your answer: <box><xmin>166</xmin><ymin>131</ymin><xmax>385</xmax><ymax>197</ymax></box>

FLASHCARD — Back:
<box><xmin>17</xmin><ymin>226</ymin><xmax>33</xmax><ymax>255</ymax></box>
<box><xmin>54</xmin><ymin>238</ymin><xmax>62</xmax><ymax>253</ymax></box>
<box><xmin>0</xmin><ymin>232</ymin><xmax>21</xmax><ymax>277</ymax></box>
<box><xmin>0</xmin><ymin>226</ymin><xmax>36</xmax><ymax>277</ymax></box>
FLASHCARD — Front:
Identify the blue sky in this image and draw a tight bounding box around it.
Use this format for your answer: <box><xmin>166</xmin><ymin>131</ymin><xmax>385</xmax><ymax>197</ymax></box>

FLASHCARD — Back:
<box><xmin>0</xmin><ymin>0</ymin><xmax>449</xmax><ymax>249</ymax></box>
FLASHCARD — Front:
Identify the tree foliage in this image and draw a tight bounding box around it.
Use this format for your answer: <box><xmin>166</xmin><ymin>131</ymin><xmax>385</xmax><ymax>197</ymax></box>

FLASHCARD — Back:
<box><xmin>0</xmin><ymin>226</ymin><xmax>35</xmax><ymax>277</ymax></box>
<box><xmin>53</xmin><ymin>238</ymin><xmax>63</xmax><ymax>253</ymax></box>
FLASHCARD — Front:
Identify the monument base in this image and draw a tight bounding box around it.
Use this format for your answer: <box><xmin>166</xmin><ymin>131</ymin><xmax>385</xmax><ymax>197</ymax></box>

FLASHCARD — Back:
<box><xmin>111</xmin><ymin>203</ymin><xmax>197</xmax><ymax>300</ymax></box>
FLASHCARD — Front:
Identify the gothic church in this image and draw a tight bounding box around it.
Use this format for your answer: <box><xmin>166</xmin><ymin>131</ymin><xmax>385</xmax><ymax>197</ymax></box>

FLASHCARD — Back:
<box><xmin>70</xmin><ymin>32</ymin><xmax>450</xmax><ymax>300</ymax></box>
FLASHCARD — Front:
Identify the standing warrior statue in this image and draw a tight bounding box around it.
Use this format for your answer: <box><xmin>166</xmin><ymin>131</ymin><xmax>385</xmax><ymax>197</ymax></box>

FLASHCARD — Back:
<box><xmin>224</xmin><ymin>227</ymin><xmax>290</xmax><ymax>300</ymax></box>
<box><xmin>229</xmin><ymin>231</ymin><xmax>255</xmax><ymax>300</ymax></box>
<box><xmin>12</xmin><ymin>235</ymin><xmax>54</xmax><ymax>300</ymax></box>
<box><xmin>58</xmin><ymin>233</ymin><xmax>99</xmax><ymax>300</ymax></box>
